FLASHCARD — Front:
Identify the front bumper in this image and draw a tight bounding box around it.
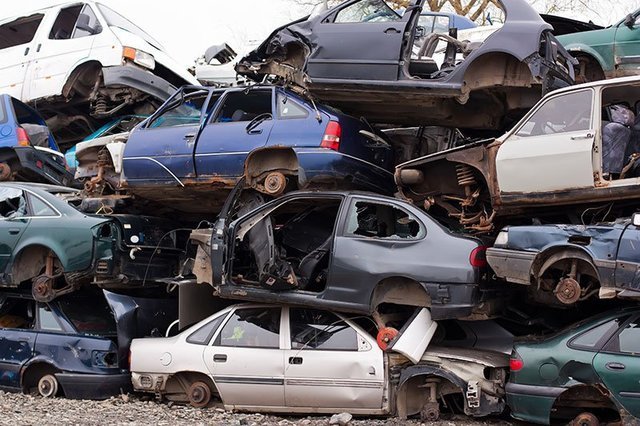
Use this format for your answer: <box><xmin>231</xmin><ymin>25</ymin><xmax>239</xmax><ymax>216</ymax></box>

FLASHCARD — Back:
<box><xmin>102</xmin><ymin>65</ymin><xmax>176</xmax><ymax>102</ymax></box>
<box><xmin>56</xmin><ymin>372</ymin><xmax>131</xmax><ymax>400</ymax></box>
<box><xmin>486</xmin><ymin>248</ymin><xmax>536</xmax><ymax>285</ymax></box>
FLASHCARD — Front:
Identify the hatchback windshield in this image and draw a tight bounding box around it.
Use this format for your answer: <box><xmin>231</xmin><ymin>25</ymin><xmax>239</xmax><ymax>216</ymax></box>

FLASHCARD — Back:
<box><xmin>58</xmin><ymin>296</ymin><xmax>117</xmax><ymax>336</ymax></box>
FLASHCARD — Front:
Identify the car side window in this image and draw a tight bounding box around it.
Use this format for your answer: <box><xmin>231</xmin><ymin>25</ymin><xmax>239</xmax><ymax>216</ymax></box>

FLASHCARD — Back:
<box><xmin>0</xmin><ymin>298</ymin><xmax>35</xmax><ymax>330</ymax></box>
<box><xmin>335</xmin><ymin>0</ymin><xmax>405</xmax><ymax>23</ymax></box>
<box><xmin>214</xmin><ymin>308</ymin><xmax>280</xmax><ymax>349</ymax></box>
<box><xmin>27</xmin><ymin>194</ymin><xmax>57</xmax><ymax>217</ymax></box>
<box><xmin>214</xmin><ymin>91</ymin><xmax>272</xmax><ymax>123</ymax></box>
<box><xmin>515</xmin><ymin>90</ymin><xmax>593</xmax><ymax>137</ymax></box>
<box><xmin>186</xmin><ymin>315</ymin><xmax>225</xmax><ymax>345</ymax></box>
<box><xmin>277</xmin><ymin>94</ymin><xmax>309</xmax><ymax>119</ymax></box>
<box><xmin>38</xmin><ymin>305</ymin><xmax>63</xmax><ymax>332</ymax></box>
<box><xmin>148</xmin><ymin>90</ymin><xmax>210</xmax><ymax>129</ymax></box>
<box><xmin>290</xmin><ymin>308</ymin><xmax>358</xmax><ymax>351</ymax></box>
<box><xmin>569</xmin><ymin>317</ymin><xmax>627</xmax><ymax>351</ymax></box>
<box><xmin>0</xmin><ymin>188</ymin><xmax>28</xmax><ymax>219</ymax></box>
<box><xmin>0</xmin><ymin>14</ymin><xmax>44</xmax><ymax>49</ymax></box>
<box><xmin>345</xmin><ymin>200</ymin><xmax>424</xmax><ymax>239</ymax></box>
<box><xmin>604</xmin><ymin>318</ymin><xmax>640</xmax><ymax>355</ymax></box>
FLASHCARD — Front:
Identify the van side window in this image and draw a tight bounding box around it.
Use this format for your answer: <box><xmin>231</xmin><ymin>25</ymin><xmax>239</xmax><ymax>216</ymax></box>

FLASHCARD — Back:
<box><xmin>0</xmin><ymin>14</ymin><xmax>44</xmax><ymax>49</ymax></box>
<box><xmin>49</xmin><ymin>5</ymin><xmax>83</xmax><ymax>40</ymax></box>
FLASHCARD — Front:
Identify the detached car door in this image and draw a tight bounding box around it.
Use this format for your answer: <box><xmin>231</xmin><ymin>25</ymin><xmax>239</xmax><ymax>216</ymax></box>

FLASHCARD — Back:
<box><xmin>613</xmin><ymin>12</ymin><xmax>640</xmax><ymax>75</ymax></box>
<box><xmin>496</xmin><ymin>88</ymin><xmax>596</xmax><ymax>194</ymax></box>
<box><xmin>307</xmin><ymin>0</ymin><xmax>423</xmax><ymax>81</ymax></box>
<box><xmin>284</xmin><ymin>307</ymin><xmax>384</xmax><ymax>409</ymax></box>
<box><xmin>123</xmin><ymin>87</ymin><xmax>213</xmax><ymax>185</ymax></box>
<box><xmin>202</xmin><ymin>306</ymin><xmax>285</xmax><ymax>407</ymax></box>
<box><xmin>593</xmin><ymin>315</ymin><xmax>640</xmax><ymax>417</ymax></box>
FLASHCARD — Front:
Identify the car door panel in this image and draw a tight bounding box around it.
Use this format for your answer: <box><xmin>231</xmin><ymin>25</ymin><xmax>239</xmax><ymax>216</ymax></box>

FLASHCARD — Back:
<box><xmin>202</xmin><ymin>307</ymin><xmax>285</xmax><ymax>407</ymax></box>
<box><xmin>0</xmin><ymin>297</ymin><xmax>37</xmax><ymax>389</ymax></box>
<box><xmin>284</xmin><ymin>307</ymin><xmax>384</xmax><ymax>409</ymax></box>
<box><xmin>614</xmin><ymin>16</ymin><xmax>640</xmax><ymax>76</ymax></box>
<box><xmin>614</xmin><ymin>224</ymin><xmax>640</xmax><ymax>292</ymax></box>
<box><xmin>307</xmin><ymin>0</ymin><xmax>422</xmax><ymax>81</ymax></box>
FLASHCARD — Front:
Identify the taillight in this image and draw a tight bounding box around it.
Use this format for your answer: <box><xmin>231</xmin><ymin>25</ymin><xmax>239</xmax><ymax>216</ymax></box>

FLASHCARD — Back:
<box><xmin>16</xmin><ymin>127</ymin><xmax>30</xmax><ymax>146</ymax></box>
<box><xmin>510</xmin><ymin>355</ymin><xmax>524</xmax><ymax>372</ymax></box>
<box><xmin>469</xmin><ymin>245</ymin><xmax>488</xmax><ymax>268</ymax></box>
<box><xmin>321</xmin><ymin>121</ymin><xmax>341</xmax><ymax>151</ymax></box>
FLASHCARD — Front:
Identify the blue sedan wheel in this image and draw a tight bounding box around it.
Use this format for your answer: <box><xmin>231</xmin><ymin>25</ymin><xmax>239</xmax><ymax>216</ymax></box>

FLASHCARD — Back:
<box><xmin>38</xmin><ymin>374</ymin><xmax>59</xmax><ymax>398</ymax></box>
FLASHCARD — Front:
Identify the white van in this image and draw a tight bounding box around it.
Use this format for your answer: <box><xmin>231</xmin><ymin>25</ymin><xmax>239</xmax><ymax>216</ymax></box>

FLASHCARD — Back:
<box><xmin>0</xmin><ymin>2</ymin><xmax>199</xmax><ymax>147</ymax></box>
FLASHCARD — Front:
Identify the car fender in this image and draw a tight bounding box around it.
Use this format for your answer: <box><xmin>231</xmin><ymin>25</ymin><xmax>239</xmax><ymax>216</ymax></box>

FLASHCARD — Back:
<box><xmin>20</xmin><ymin>357</ymin><xmax>63</xmax><ymax>386</ymax></box>
<box><xmin>563</xmin><ymin>43</ymin><xmax>611</xmax><ymax>73</ymax></box>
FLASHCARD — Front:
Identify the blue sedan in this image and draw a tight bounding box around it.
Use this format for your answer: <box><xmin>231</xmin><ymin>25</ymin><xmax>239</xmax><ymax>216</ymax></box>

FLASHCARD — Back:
<box><xmin>122</xmin><ymin>85</ymin><xmax>395</xmax><ymax>213</ymax></box>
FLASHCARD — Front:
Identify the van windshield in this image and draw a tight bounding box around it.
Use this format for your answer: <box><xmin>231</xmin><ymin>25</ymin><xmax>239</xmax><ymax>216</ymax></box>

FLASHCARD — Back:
<box><xmin>96</xmin><ymin>4</ymin><xmax>163</xmax><ymax>51</ymax></box>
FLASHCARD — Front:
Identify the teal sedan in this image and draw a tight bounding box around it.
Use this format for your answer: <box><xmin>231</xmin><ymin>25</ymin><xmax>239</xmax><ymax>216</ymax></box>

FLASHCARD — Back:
<box><xmin>507</xmin><ymin>308</ymin><xmax>640</xmax><ymax>424</ymax></box>
<box><xmin>0</xmin><ymin>182</ymin><xmax>185</xmax><ymax>302</ymax></box>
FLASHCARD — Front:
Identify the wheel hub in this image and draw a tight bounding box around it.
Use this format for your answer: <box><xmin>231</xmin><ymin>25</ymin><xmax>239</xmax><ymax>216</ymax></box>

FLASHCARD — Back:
<box><xmin>0</xmin><ymin>163</ymin><xmax>12</xmax><ymax>181</ymax></box>
<box><xmin>263</xmin><ymin>172</ymin><xmax>287</xmax><ymax>196</ymax></box>
<box><xmin>32</xmin><ymin>275</ymin><xmax>55</xmax><ymax>303</ymax></box>
<box><xmin>554</xmin><ymin>277</ymin><xmax>581</xmax><ymax>305</ymax></box>
<box><xmin>376</xmin><ymin>327</ymin><xmax>399</xmax><ymax>350</ymax></box>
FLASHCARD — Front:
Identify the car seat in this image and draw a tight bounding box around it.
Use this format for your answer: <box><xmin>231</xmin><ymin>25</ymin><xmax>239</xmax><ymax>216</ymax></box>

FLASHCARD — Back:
<box><xmin>297</xmin><ymin>236</ymin><xmax>332</xmax><ymax>290</ymax></box>
<box><xmin>602</xmin><ymin>104</ymin><xmax>635</xmax><ymax>176</ymax></box>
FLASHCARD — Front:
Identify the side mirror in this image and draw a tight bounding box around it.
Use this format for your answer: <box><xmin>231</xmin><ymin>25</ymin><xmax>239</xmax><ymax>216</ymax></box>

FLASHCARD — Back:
<box><xmin>633</xmin><ymin>213</ymin><xmax>640</xmax><ymax>227</ymax></box>
<box><xmin>624</xmin><ymin>13</ymin><xmax>635</xmax><ymax>29</ymax></box>
<box><xmin>76</xmin><ymin>13</ymin><xmax>100</xmax><ymax>35</ymax></box>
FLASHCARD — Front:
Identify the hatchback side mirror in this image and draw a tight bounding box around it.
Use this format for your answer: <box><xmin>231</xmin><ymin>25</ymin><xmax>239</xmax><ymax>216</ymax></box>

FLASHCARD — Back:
<box><xmin>624</xmin><ymin>14</ymin><xmax>635</xmax><ymax>29</ymax></box>
<box><xmin>633</xmin><ymin>213</ymin><xmax>640</xmax><ymax>227</ymax></box>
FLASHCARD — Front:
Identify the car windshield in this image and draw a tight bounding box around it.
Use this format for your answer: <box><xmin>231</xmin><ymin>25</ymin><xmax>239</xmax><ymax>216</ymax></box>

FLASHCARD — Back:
<box><xmin>96</xmin><ymin>4</ymin><xmax>163</xmax><ymax>50</ymax></box>
<box><xmin>57</xmin><ymin>296</ymin><xmax>117</xmax><ymax>336</ymax></box>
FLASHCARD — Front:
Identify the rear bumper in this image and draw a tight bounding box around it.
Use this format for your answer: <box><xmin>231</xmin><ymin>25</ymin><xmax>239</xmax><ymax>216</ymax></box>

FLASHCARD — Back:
<box><xmin>421</xmin><ymin>282</ymin><xmax>479</xmax><ymax>320</ymax></box>
<box><xmin>56</xmin><ymin>372</ymin><xmax>131</xmax><ymax>400</ymax></box>
<box><xmin>506</xmin><ymin>382</ymin><xmax>564</xmax><ymax>424</ymax></box>
<box><xmin>11</xmin><ymin>146</ymin><xmax>76</xmax><ymax>187</ymax></box>
<box><xmin>486</xmin><ymin>248</ymin><xmax>536</xmax><ymax>285</ymax></box>
<box><xmin>102</xmin><ymin>65</ymin><xmax>176</xmax><ymax>101</ymax></box>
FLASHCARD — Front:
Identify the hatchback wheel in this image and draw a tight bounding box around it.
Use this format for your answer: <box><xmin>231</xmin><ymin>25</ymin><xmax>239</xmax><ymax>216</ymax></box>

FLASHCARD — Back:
<box><xmin>37</xmin><ymin>374</ymin><xmax>59</xmax><ymax>398</ymax></box>
<box><xmin>187</xmin><ymin>381</ymin><xmax>211</xmax><ymax>408</ymax></box>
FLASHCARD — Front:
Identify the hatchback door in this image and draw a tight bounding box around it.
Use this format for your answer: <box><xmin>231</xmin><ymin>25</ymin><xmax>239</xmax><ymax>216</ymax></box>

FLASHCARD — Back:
<box><xmin>306</xmin><ymin>0</ymin><xmax>423</xmax><ymax>81</ymax></box>
<box><xmin>613</xmin><ymin>13</ymin><xmax>640</xmax><ymax>76</ymax></box>
<box><xmin>123</xmin><ymin>87</ymin><xmax>213</xmax><ymax>185</ymax></box>
<box><xmin>496</xmin><ymin>88</ymin><xmax>596</xmax><ymax>194</ymax></box>
<box><xmin>593</xmin><ymin>315</ymin><xmax>640</xmax><ymax>417</ymax></box>
<box><xmin>202</xmin><ymin>306</ymin><xmax>285</xmax><ymax>407</ymax></box>
<box><xmin>284</xmin><ymin>307</ymin><xmax>384</xmax><ymax>409</ymax></box>
<box><xmin>195</xmin><ymin>88</ymin><xmax>274</xmax><ymax>178</ymax></box>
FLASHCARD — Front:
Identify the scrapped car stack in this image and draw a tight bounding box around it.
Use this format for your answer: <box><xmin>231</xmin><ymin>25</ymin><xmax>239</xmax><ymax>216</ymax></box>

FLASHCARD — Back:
<box><xmin>2</xmin><ymin>0</ymin><xmax>640</xmax><ymax>425</ymax></box>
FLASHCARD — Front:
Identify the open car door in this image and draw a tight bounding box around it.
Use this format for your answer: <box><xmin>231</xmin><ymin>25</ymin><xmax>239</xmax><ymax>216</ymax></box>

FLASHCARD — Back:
<box><xmin>306</xmin><ymin>0</ymin><xmax>424</xmax><ymax>81</ymax></box>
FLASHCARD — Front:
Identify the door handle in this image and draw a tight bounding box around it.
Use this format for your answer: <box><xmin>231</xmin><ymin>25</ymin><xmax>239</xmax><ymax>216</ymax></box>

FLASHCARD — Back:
<box><xmin>606</xmin><ymin>362</ymin><xmax>626</xmax><ymax>371</ymax></box>
<box><xmin>36</xmin><ymin>43</ymin><xmax>42</xmax><ymax>53</ymax></box>
<box><xmin>384</xmin><ymin>28</ymin><xmax>401</xmax><ymax>34</ymax></box>
<box><xmin>24</xmin><ymin>47</ymin><xmax>30</xmax><ymax>56</ymax></box>
<box><xmin>183</xmin><ymin>133</ymin><xmax>196</xmax><ymax>140</ymax></box>
<box><xmin>17</xmin><ymin>337</ymin><xmax>31</xmax><ymax>342</ymax></box>
<box><xmin>247</xmin><ymin>129</ymin><xmax>263</xmax><ymax>135</ymax></box>
<box><xmin>213</xmin><ymin>354</ymin><xmax>227</xmax><ymax>363</ymax></box>
<box><xmin>570</xmin><ymin>133</ymin><xmax>594</xmax><ymax>140</ymax></box>
<box><xmin>8</xmin><ymin>229</ymin><xmax>20</xmax><ymax>235</ymax></box>
<box><xmin>288</xmin><ymin>356</ymin><xmax>303</xmax><ymax>365</ymax></box>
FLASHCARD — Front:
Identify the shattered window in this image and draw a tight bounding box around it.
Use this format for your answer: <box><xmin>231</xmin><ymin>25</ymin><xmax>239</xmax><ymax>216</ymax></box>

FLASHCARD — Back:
<box><xmin>515</xmin><ymin>90</ymin><xmax>593</xmax><ymax>137</ymax></box>
<box><xmin>345</xmin><ymin>201</ymin><xmax>424</xmax><ymax>239</ymax></box>
<box><xmin>0</xmin><ymin>14</ymin><xmax>43</xmax><ymax>49</ymax></box>
<box><xmin>214</xmin><ymin>307</ymin><xmax>280</xmax><ymax>349</ymax></box>
<box><xmin>335</xmin><ymin>0</ymin><xmax>405</xmax><ymax>23</ymax></box>
<box><xmin>186</xmin><ymin>314</ymin><xmax>225</xmax><ymax>345</ymax></box>
<box><xmin>0</xmin><ymin>188</ymin><xmax>28</xmax><ymax>219</ymax></box>
<box><xmin>214</xmin><ymin>90</ymin><xmax>272</xmax><ymax>123</ymax></box>
<box><xmin>290</xmin><ymin>308</ymin><xmax>358</xmax><ymax>351</ymax></box>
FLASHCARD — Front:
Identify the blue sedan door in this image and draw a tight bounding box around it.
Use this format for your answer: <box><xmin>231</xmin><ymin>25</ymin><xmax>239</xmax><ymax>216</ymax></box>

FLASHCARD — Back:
<box><xmin>123</xmin><ymin>87</ymin><xmax>217</xmax><ymax>185</ymax></box>
<box><xmin>0</xmin><ymin>296</ymin><xmax>36</xmax><ymax>389</ymax></box>
<box><xmin>195</xmin><ymin>88</ymin><xmax>274</xmax><ymax>179</ymax></box>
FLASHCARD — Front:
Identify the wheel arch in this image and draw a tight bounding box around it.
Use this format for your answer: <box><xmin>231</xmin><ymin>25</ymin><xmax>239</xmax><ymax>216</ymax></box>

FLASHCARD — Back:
<box><xmin>550</xmin><ymin>384</ymin><xmax>621</xmax><ymax>423</ymax></box>
<box><xmin>10</xmin><ymin>243</ymin><xmax>69</xmax><ymax>285</ymax></box>
<box><xmin>370</xmin><ymin>276</ymin><xmax>431</xmax><ymax>311</ymax></box>
<box><xmin>20</xmin><ymin>360</ymin><xmax>61</xmax><ymax>393</ymax></box>
<box><xmin>395</xmin><ymin>365</ymin><xmax>465</xmax><ymax>418</ymax></box>
<box><xmin>531</xmin><ymin>245</ymin><xmax>601</xmax><ymax>285</ymax></box>
<box><xmin>243</xmin><ymin>146</ymin><xmax>302</xmax><ymax>193</ymax></box>
<box><xmin>462</xmin><ymin>51</ymin><xmax>536</xmax><ymax>92</ymax></box>
<box><xmin>61</xmin><ymin>60</ymin><xmax>103</xmax><ymax>99</ymax></box>
<box><xmin>165</xmin><ymin>370</ymin><xmax>220</xmax><ymax>399</ymax></box>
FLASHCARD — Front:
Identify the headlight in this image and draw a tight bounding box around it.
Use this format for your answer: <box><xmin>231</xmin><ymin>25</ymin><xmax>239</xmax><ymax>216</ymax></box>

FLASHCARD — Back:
<box><xmin>123</xmin><ymin>47</ymin><xmax>155</xmax><ymax>70</ymax></box>
<box><xmin>494</xmin><ymin>229</ymin><xmax>509</xmax><ymax>247</ymax></box>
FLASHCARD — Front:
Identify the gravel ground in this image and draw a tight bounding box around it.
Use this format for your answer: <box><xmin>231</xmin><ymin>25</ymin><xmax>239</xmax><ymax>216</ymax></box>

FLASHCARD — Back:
<box><xmin>0</xmin><ymin>391</ymin><xmax>515</xmax><ymax>426</ymax></box>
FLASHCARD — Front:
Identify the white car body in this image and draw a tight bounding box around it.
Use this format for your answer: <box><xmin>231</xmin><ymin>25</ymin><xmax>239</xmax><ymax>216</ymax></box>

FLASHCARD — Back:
<box><xmin>130</xmin><ymin>304</ymin><xmax>508</xmax><ymax>418</ymax></box>
<box><xmin>0</xmin><ymin>2</ymin><xmax>197</xmax><ymax>103</ymax></box>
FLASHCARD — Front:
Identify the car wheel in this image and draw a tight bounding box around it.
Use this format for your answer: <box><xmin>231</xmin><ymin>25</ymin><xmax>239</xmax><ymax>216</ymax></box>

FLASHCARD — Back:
<box><xmin>187</xmin><ymin>381</ymin><xmax>212</xmax><ymax>408</ymax></box>
<box><xmin>570</xmin><ymin>412</ymin><xmax>599</xmax><ymax>426</ymax></box>
<box><xmin>37</xmin><ymin>374</ymin><xmax>59</xmax><ymax>398</ymax></box>
<box><xmin>420</xmin><ymin>401</ymin><xmax>440</xmax><ymax>422</ymax></box>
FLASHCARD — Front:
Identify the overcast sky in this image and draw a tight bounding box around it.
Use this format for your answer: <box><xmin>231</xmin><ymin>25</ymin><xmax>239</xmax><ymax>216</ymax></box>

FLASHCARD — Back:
<box><xmin>2</xmin><ymin>1</ymin><xmax>639</xmax><ymax>69</ymax></box>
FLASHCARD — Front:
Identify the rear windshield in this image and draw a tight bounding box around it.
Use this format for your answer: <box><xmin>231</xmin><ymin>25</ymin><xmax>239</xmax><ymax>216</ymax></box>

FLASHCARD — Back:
<box><xmin>0</xmin><ymin>13</ymin><xmax>44</xmax><ymax>49</ymax></box>
<box><xmin>57</xmin><ymin>296</ymin><xmax>117</xmax><ymax>336</ymax></box>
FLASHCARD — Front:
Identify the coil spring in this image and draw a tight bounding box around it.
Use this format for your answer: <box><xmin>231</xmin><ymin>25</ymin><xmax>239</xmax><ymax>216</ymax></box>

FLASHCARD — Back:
<box><xmin>456</xmin><ymin>164</ymin><xmax>477</xmax><ymax>187</ymax></box>
<box><xmin>96</xmin><ymin>147</ymin><xmax>111</xmax><ymax>167</ymax></box>
<box><xmin>93</xmin><ymin>97</ymin><xmax>107</xmax><ymax>116</ymax></box>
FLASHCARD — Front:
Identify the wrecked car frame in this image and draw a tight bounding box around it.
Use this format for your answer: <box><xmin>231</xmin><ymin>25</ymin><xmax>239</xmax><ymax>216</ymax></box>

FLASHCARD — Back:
<box><xmin>237</xmin><ymin>0</ymin><xmax>575</xmax><ymax>131</ymax></box>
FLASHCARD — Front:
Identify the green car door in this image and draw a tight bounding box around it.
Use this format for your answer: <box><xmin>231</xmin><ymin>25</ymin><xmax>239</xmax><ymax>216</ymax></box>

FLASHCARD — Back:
<box><xmin>614</xmin><ymin>12</ymin><xmax>640</xmax><ymax>76</ymax></box>
<box><xmin>593</xmin><ymin>315</ymin><xmax>640</xmax><ymax>417</ymax></box>
<box><xmin>0</xmin><ymin>188</ymin><xmax>30</xmax><ymax>274</ymax></box>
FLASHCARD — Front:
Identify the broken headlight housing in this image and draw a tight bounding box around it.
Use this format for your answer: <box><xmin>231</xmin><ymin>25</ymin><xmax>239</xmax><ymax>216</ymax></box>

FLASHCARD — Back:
<box><xmin>123</xmin><ymin>47</ymin><xmax>155</xmax><ymax>70</ymax></box>
<box><xmin>494</xmin><ymin>229</ymin><xmax>509</xmax><ymax>247</ymax></box>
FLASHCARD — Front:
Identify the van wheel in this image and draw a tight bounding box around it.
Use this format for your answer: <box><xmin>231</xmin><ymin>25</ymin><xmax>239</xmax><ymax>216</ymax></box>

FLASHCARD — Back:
<box><xmin>37</xmin><ymin>374</ymin><xmax>59</xmax><ymax>398</ymax></box>
<box><xmin>187</xmin><ymin>381</ymin><xmax>212</xmax><ymax>408</ymax></box>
